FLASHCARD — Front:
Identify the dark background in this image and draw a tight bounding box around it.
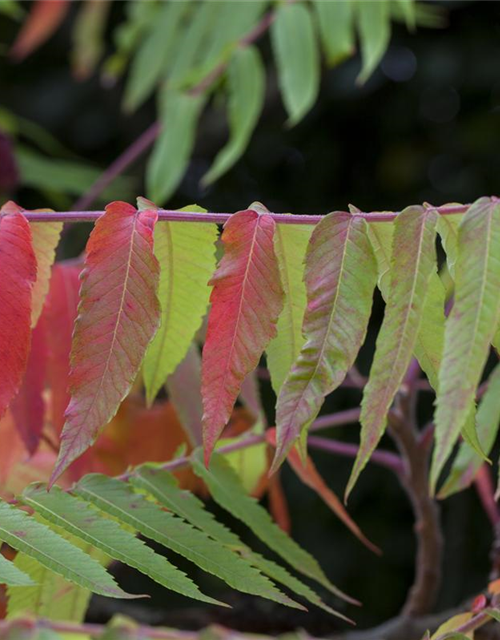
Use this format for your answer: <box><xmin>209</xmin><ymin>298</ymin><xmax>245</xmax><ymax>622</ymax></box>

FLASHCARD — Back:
<box><xmin>1</xmin><ymin>0</ymin><xmax>499</xmax><ymax>634</ymax></box>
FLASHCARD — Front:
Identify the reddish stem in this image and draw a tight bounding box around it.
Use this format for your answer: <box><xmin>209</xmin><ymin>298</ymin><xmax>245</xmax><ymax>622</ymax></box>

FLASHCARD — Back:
<box><xmin>23</xmin><ymin>203</ymin><xmax>470</xmax><ymax>225</ymax></box>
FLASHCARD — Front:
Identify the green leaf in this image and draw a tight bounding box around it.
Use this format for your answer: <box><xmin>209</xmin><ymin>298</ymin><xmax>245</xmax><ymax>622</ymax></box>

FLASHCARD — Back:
<box><xmin>271</xmin><ymin>3</ymin><xmax>320</xmax><ymax>126</ymax></box>
<box><xmin>312</xmin><ymin>0</ymin><xmax>355</xmax><ymax>65</ymax></box>
<box><xmin>7</xmin><ymin>552</ymin><xmax>91</xmax><ymax>621</ymax></box>
<box><xmin>133</xmin><ymin>465</ymin><xmax>345</xmax><ymax>618</ymax></box>
<box><xmin>347</xmin><ymin>207</ymin><xmax>439</xmax><ymax>498</ymax></box>
<box><xmin>272</xmin><ymin>213</ymin><xmax>377</xmax><ymax>470</ymax></box>
<box><xmin>142</xmin><ymin>206</ymin><xmax>218</xmax><ymax>405</ymax></box>
<box><xmin>146</xmin><ymin>90</ymin><xmax>205</xmax><ymax>204</ymax></box>
<box><xmin>124</xmin><ymin>1</ymin><xmax>191</xmax><ymax>112</ymax></box>
<box><xmin>167</xmin><ymin>1</ymin><xmax>225</xmax><ymax>88</ymax></box>
<box><xmin>76</xmin><ymin>474</ymin><xmax>298</xmax><ymax>609</ymax></box>
<box><xmin>0</xmin><ymin>501</ymin><xmax>133</xmax><ymax>599</ymax></box>
<box><xmin>355</xmin><ymin>0</ymin><xmax>391</xmax><ymax>84</ymax></box>
<box><xmin>393</xmin><ymin>0</ymin><xmax>416</xmax><ymax>30</ymax></box>
<box><xmin>266</xmin><ymin>223</ymin><xmax>312</xmax><ymax>395</ymax></box>
<box><xmin>15</xmin><ymin>147</ymin><xmax>134</xmax><ymax>202</ymax></box>
<box><xmin>22</xmin><ymin>483</ymin><xmax>221</xmax><ymax>607</ymax></box>
<box><xmin>0</xmin><ymin>554</ymin><xmax>34</xmax><ymax>586</ymax></box>
<box><xmin>439</xmin><ymin>364</ymin><xmax>500</xmax><ymax>497</ymax></box>
<box><xmin>191</xmin><ymin>450</ymin><xmax>354</xmax><ymax>605</ymax></box>
<box><xmin>369</xmin><ymin>215</ymin><xmax>485</xmax><ymax>460</ymax></box>
<box><xmin>436</xmin><ymin>211</ymin><xmax>464</xmax><ymax>281</ymax></box>
<box><xmin>202</xmin><ymin>46</ymin><xmax>265</xmax><ymax>185</ymax></box>
<box><xmin>184</xmin><ymin>1</ymin><xmax>267</xmax><ymax>89</ymax></box>
<box><xmin>431</xmin><ymin>198</ymin><xmax>500</xmax><ymax>493</ymax></box>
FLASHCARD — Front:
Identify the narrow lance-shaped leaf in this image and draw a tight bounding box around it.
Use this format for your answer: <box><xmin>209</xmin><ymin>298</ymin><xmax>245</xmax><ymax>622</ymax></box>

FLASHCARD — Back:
<box><xmin>202</xmin><ymin>209</ymin><xmax>284</xmax><ymax>464</ymax></box>
<box><xmin>8</xmin><ymin>536</ymin><xmax>107</xmax><ymax>621</ymax></box>
<box><xmin>142</xmin><ymin>204</ymin><xmax>218</xmax><ymax>405</ymax></box>
<box><xmin>132</xmin><ymin>465</ymin><xmax>345</xmax><ymax>618</ymax></box>
<box><xmin>266</xmin><ymin>428</ymin><xmax>379</xmax><ymax>554</ymax></box>
<box><xmin>266</xmin><ymin>223</ymin><xmax>312</xmax><ymax>396</ymax></box>
<box><xmin>0</xmin><ymin>210</ymin><xmax>37</xmax><ymax>420</ymax></box>
<box><xmin>312</xmin><ymin>0</ymin><xmax>355</xmax><ymax>66</ymax></box>
<box><xmin>191</xmin><ymin>449</ymin><xmax>356</xmax><ymax>605</ymax></box>
<box><xmin>51</xmin><ymin>202</ymin><xmax>161</xmax><ymax>484</ymax></box>
<box><xmin>22</xmin><ymin>483</ymin><xmax>222</xmax><ymax>607</ymax></box>
<box><xmin>272</xmin><ymin>213</ymin><xmax>377</xmax><ymax>471</ymax></box>
<box><xmin>369</xmin><ymin>215</ymin><xmax>484</xmax><ymax>459</ymax></box>
<box><xmin>0</xmin><ymin>501</ymin><xmax>135</xmax><ymax>599</ymax></box>
<box><xmin>431</xmin><ymin>197</ymin><xmax>500</xmax><ymax>492</ymax></box>
<box><xmin>146</xmin><ymin>90</ymin><xmax>205</xmax><ymax>205</ymax></box>
<box><xmin>0</xmin><ymin>554</ymin><xmax>35</xmax><ymax>587</ymax></box>
<box><xmin>76</xmin><ymin>474</ymin><xmax>299</xmax><ymax>610</ymax></box>
<box><xmin>355</xmin><ymin>0</ymin><xmax>391</xmax><ymax>84</ymax></box>
<box><xmin>203</xmin><ymin>46</ymin><xmax>265</xmax><ymax>186</ymax></box>
<box><xmin>0</xmin><ymin>201</ymin><xmax>62</xmax><ymax>326</ymax></box>
<box><xmin>271</xmin><ymin>2</ymin><xmax>320</xmax><ymax>126</ymax></box>
<box><xmin>43</xmin><ymin>262</ymin><xmax>81</xmax><ymax>435</ymax></box>
<box><xmin>439</xmin><ymin>363</ymin><xmax>500</xmax><ymax>498</ymax></box>
<box><xmin>10</xmin><ymin>318</ymin><xmax>47</xmax><ymax>455</ymax></box>
<box><xmin>347</xmin><ymin>206</ymin><xmax>439</xmax><ymax>499</ymax></box>
<box><xmin>123</xmin><ymin>1</ymin><xmax>190</xmax><ymax>112</ymax></box>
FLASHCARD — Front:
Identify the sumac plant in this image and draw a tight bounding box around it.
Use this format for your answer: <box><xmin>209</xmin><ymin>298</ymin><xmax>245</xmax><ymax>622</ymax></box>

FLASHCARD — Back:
<box><xmin>0</xmin><ymin>195</ymin><xmax>500</xmax><ymax>640</ymax></box>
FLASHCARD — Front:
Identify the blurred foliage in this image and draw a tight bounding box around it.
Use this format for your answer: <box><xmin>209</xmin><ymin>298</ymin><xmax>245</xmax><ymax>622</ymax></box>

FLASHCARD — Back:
<box><xmin>1</xmin><ymin>0</ymin><xmax>500</xmax><ymax>634</ymax></box>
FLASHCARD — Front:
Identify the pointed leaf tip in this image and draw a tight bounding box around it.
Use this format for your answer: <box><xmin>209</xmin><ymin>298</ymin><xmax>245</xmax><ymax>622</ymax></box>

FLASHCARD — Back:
<box><xmin>273</xmin><ymin>213</ymin><xmax>376</xmax><ymax>470</ymax></box>
<box><xmin>202</xmin><ymin>209</ymin><xmax>284</xmax><ymax>464</ymax></box>
<box><xmin>431</xmin><ymin>197</ymin><xmax>500</xmax><ymax>492</ymax></box>
<box><xmin>51</xmin><ymin>201</ymin><xmax>161</xmax><ymax>484</ymax></box>
<box><xmin>347</xmin><ymin>206</ymin><xmax>438</xmax><ymax>498</ymax></box>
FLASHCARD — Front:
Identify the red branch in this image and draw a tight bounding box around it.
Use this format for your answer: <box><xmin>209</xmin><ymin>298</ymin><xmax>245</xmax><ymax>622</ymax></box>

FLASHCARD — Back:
<box><xmin>23</xmin><ymin>203</ymin><xmax>470</xmax><ymax>225</ymax></box>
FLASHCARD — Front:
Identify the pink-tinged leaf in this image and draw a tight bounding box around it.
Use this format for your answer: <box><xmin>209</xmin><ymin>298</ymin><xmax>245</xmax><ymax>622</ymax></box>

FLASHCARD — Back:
<box><xmin>10</xmin><ymin>316</ymin><xmax>47</xmax><ymax>455</ymax></box>
<box><xmin>51</xmin><ymin>202</ymin><xmax>161</xmax><ymax>484</ymax></box>
<box><xmin>166</xmin><ymin>345</ymin><xmax>203</xmax><ymax>447</ymax></box>
<box><xmin>347</xmin><ymin>206</ymin><xmax>438</xmax><ymax>499</ymax></box>
<box><xmin>1</xmin><ymin>201</ymin><xmax>62</xmax><ymax>326</ymax></box>
<box><xmin>10</xmin><ymin>0</ymin><xmax>70</xmax><ymax>61</ymax></box>
<box><xmin>267</xmin><ymin>428</ymin><xmax>380</xmax><ymax>554</ymax></box>
<box><xmin>43</xmin><ymin>261</ymin><xmax>82</xmax><ymax>436</ymax></box>
<box><xmin>431</xmin><ymin>198</ymin><xmax>500</xmax><ymax>493</ymax></box>
<box><xmin>272</xmin><ymin>213</ymin><xmax>377</xmax><ymax>472</ymax></box>
<box><xmin>202</xmin><ymin>209</ymin><xmax>284</xmax><ymax>464</ymax></box>
<box><xmin>0</xmin><ymin>211</ymin><xmax>37</xmax><ymax>420</ymax></box>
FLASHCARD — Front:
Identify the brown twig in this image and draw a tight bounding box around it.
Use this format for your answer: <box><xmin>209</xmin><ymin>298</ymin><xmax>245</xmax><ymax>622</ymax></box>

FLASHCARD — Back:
<box><xmin>388</xmin><ymin>400</ymin><xmax>443</xmax><ymax>617</ymax></box>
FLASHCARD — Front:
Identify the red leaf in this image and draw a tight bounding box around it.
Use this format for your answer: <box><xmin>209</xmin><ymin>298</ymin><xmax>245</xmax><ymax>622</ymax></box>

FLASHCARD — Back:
<box><xmin>10</xmin><ymin>0</ymin><xmax>70</xmax><ymax>61</ymax></box>
<box><xmin>10</xmin><ymin>317</ymin><xmax>47</xmax><ymax>455</ymax></box>
<box><xmin>43</xmin><ymin>261</ymin><xmax>82</xmax><ymax>436</ymax></box>
<box><xmin>1</xmin><ymin>201</ymin><xmax>62</xmax><ymax>326</ymax></box>
<box><xmin>201</xmin><ymin>209</ymin><xmax>284</xmax><ymax>464</ymax></box>
<box><xmin>0</xmin><ymin>211</ymin><xmax>37</xmax><ymax>419</ymax></box>
<box><xmin>50</xmin><ymin>202</ymin><xmax>161</xmax><ymax>484</ymax></box>
<box><xmin>266</xmin><ymin>428</ymin><xmax>380</xmax><ymax>554</ymax></box>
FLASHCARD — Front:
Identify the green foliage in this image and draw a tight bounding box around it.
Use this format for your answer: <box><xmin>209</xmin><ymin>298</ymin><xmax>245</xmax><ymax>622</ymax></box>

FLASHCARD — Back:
<box><xmin>0</xmin><ymin>462</ymin><xmax>350</xmax><ymax>620</ymax></box>
<box><xmin>142</xmin><ymin>206</ymin><xmax>218</xmax><ymax>405</ymax></box>
<box><xmin>431</xmin><ymin>198</ymin><xmax>500</xmax><ymax>492</ymax></box>
<box><xmin>348</xmin><ymin>206</ymin><xmax>439</xmax><ymax>496</ymax></box>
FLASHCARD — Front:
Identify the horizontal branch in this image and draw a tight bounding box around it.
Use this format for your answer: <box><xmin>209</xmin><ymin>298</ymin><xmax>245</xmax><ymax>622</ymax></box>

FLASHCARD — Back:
<box><xmin>115</xmin><ymin>408</ymin><xmax>366</xmax><ymax>482</ymax></box>
<box><xmin>22</xmin><ymin>203</ymin><xmax>470</xmax><ymax>225</ymax></box>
